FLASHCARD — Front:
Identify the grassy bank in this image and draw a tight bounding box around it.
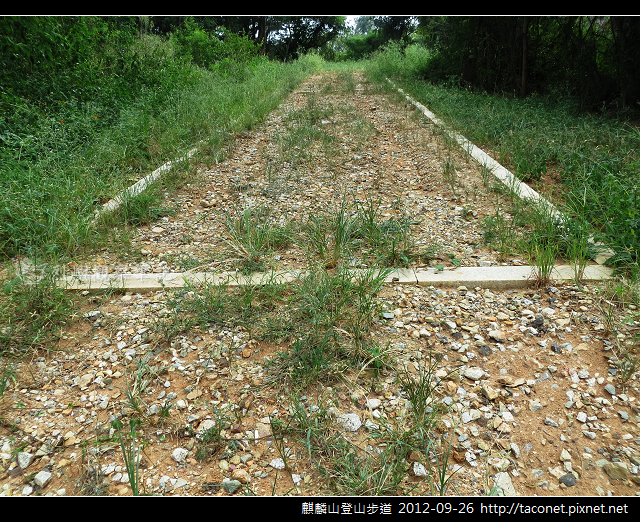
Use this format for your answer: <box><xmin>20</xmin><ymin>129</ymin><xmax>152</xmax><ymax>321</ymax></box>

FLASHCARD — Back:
<box><xmin>1</xmin><ymin>34</ymin><xmax>320</xmax><ymax>262</ymax></box>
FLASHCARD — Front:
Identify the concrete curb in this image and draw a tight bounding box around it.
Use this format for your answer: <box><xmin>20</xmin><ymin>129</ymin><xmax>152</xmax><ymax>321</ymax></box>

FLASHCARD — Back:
<box><xmin>54</xmin><ymin>264</ymin><xmax>612</xmax><ymax>293</ymax></box>
<box><xmin>388</xmin><ymin>79</ymin><xmax>563</xmax><ymax>219</ymax></box>
<box><xmin>91</xmin><ymin>142</ymin><xmax>203</xmax><ymax>224</ymax></box>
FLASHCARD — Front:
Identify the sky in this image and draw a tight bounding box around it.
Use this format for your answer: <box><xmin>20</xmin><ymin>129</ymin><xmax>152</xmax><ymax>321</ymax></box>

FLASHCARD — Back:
<box><xmin>345</xmin><ymin>16</ymin><xmax>358</xmax><ymax>28</ymax></box>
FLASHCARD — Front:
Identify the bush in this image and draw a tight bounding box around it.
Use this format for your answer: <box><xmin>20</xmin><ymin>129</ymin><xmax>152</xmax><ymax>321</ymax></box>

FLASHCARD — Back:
<box><xmin>170</xmin><ymin>18</ymin><xmax>261</xmax><ymax>75</ymax></box>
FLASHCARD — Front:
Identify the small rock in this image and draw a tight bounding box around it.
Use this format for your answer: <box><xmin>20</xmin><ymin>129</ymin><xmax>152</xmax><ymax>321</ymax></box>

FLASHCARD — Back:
<box><xmin>463</xmin><ymin>367</ymin><xmax>484</xmax><ymax>380</ymax></box>
<box><xmin>171</xmin><ymin>447</ymin><xmax>188</xmax><ymax>463</ymax></box>
<box><xmin>604</xmin><ymin>384</ymin><xmax>616</xmax><ymax>395</ymax></box>
<box><xmin>531</xmin><ymin>314</ymin><xmax>545</xmax><ymax>327</ymax></box>
<box><xmin>222</xmin><ymin>478</ymin><xmax>241</xmax><ymax>494</ymax></box>
<box><xmin>559</xmin><ymin>473</ymin><xmax>576</xmax><ymax>487</ymax></box>
<box><xmin>544</xmin><ymin>417</ymin><xmax>559</xmax><ymax>427</ymax></box>
<box><xmin>173</xmin><ymin>478</ymin><xmax>188</xmax><ymax>488</ymax></box>
<box><xmin>536</xmin><ymin>370</ymin><xmax>552</xmax><ymax>383</ymax></box>
<box><xmin>231</xmin><ymin>468</ymin><xmax>251</xmax><ymax>484</ymax></box>
<box><xmin>17</xmin><ymin>452</ymin><xmax>34</xmax><ymax>470</ymax></box>
<box><xmin>488</xmin><ymin>330</ymin><xmax>506</xmax><ymax>342</ymax></box>
<box><xmin>337</xmin><ymin>413</ymin><xmax>362</xmax><ymax>432</ymax></box>
<box><xmin>366</xmin><ymin>398</ymin><xmax>382</xmax><ymax>410</ymax></box>
<box><xmin>510</xmin><ymin>443</ymin><xmax>520</xmax><ymax>458</ymax></box>
<box><xmin>77</xmin><ymin>373</ymin><xmax>93</xmax><ymax>388</ymax></box>
<box><xmin>34</xmin><ymin>470</ymin><xmax>52</xmax><ymax>488</ymax></box>
<box><xmin>603</xmin><ymin>461</ymin><xmax>628</xmax><ymax>480</ymax></box>
<box><xmin>481</xmin><ymin>385</ymin><xmax>500</xmax><ymax>401</ymax></box>
<box><xmin>412</xmin><ymin>462</ymin><xmax>427</xmax><ymax>477</ymax></box>
<box><xmin>461</xmin><ymin>409</ymin><xmax>481</xmax><ymax>424</ymax></box>
<box><xmin>492</xmin><ymin>472</ymin><xmax>518</xmax><ymax>496</ymax></box>
<box><xmin>478</xmin><ymin>345</ymin><xmax>493</xmax><ymax>356</ymax></box>
<box><xmin>269</xmin><ymin>458</ymin><xmax>286</xmax><ymax>470</ymax></box>
<box><xmin>560</xmin><ymin>449</ymin><xmax>572</xmax><ymax>462</ymax></box>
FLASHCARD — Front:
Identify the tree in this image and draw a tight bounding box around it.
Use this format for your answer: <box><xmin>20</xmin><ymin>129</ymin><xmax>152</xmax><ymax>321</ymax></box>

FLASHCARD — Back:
<box><xmin>417</xmin><ymin>16</ymin><xmax>640</xmax><ymax>111</ymax></box>
<box><xmin>354</xmin><ymin>16</ymin><xmax>375</xmax><ymax>35</ymax></box>
<box><xmin>267</xmin><ymin>16</ymin><xmax>346</xmax><ymax>61</ymax></box>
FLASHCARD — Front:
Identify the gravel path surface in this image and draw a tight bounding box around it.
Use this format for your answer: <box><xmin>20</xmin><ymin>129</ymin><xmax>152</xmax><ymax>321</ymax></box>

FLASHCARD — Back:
<box><xmin>1</xmin><ymin>71</ymin><xmax>639</xmax><ymax>497</ymax></box>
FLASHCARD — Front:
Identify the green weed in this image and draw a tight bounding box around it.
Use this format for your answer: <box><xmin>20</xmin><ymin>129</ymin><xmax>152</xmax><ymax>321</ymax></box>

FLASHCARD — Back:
<box><xmin>219</xmin><ymin>205</ymin><xmax>292</xmax><ymax>273</ymax></box>
<box><xmin>111</xmin><ymin>417</ymin><xmax>145</xmax><ymax>496</ymax></box>
<box><xmin>0</xmin><ymin>262</ymin><xmax>78</xmax><ymax>354</ymax></box>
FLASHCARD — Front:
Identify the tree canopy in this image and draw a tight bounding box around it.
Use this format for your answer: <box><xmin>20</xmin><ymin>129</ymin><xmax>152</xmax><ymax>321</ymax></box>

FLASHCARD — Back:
<box><xmin>416</xmin><ymin>16</ymin><xmax>640</xmax><ymax>111</ymax></box>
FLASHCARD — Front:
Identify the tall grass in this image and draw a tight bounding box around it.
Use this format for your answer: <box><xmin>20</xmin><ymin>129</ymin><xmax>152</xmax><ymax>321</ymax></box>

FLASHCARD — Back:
<box><xmin>0</xmin><ymin>39</ymin><xmax>319</xmax><ymax>261</ymax></box>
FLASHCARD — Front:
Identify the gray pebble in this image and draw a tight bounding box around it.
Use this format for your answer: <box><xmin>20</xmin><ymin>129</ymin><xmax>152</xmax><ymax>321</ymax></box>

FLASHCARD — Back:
<box><xmin>537</xmin><ymin>370</ymin><xmax>552</xmax><ymax>383</ymax></box>
<box><xmin>559</xmin><ymin>473</ymin><xmax>576</xmax><ymax>487</ymax></box>
<box><xmin>222</xmin><ymin>478</ymin><xmax>242</xmax><ymax>494</ymax></box>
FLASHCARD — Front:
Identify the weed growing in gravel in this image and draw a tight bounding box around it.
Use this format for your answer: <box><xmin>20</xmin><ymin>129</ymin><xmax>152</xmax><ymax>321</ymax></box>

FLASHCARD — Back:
<box><xmin>441</xmin><ymin>155</ymin><xmax>459</xmax><ymax>197</ymax></box>
<box><xmin>0</xmin><ymin>262</ymin><xmax>78</xmax><ymax>354</ymax></box>
<box><xmin>219</xmin><ymin>205</ymin><xmax>293</xmax><ymax>273</ymax></box>
<box><xmin>263</xmin><ymin>266</ymin><xmax>388</xmax><ymax>390</ymax></box>
<box><xmin>269</xmin><ymin>351</ymin><xmax>462</xmax><ymax>495</ymax></box>
<box><xmin>299</xmin><ymin>195</ymin><xmax>423</xmax><ymax>270</ymax></box>
<box><xmin>111</xmin><ymin>417</ymin><xmax>145</xmax><ymax>496</ymax></box>
<box><xmin>300</xmin><ymin>197</ymin><xmax>360</xmax><ymax>269</ymax></box>
<box><xmin>195</xmin><ymin>406</ymin><xmax>235</xmax><ymax>462</ymax></box>
<box><xmin>596</xmin><ymin>280</ymin><xmax>640</xmax><ymax>384</ymax></box>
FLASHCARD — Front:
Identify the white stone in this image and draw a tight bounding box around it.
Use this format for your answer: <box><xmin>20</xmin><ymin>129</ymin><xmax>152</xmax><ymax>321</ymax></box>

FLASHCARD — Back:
<box><xmin>197</xmin><ymin>419</ymin><xmax>216</xmax><ymax>438</ymax></box>
<box><xmin>461</xmin><ymin>409</ymin><xmax>482</xmax><ymax>424</ymax></box>
<box><xmin>560</xmin><ymin>449</ymin><xmax>572</xmax><ymax>461</ymax></box>
<box><xmin>493</xmin><ymin>472</ymin><xmax>518</xmax><ymax>496</ymax></box>
<box><xmin>366</xmin><ymin>398</ymin><xmax>382</xmax><ymax>410</ymax></box>
<box><xmin>501</xmin><ymin>411</ymin><xmax>514</xmax><ymax>423</ymax></box>
<box><xmin>337</xmin><ymin>413</ymin><xmax>362</xmax><ymax>432</ymax></box>
<box><xmin>17</xmin><ymin>452</ymin><xmax>34</xmax><ymax>470</ymax></box>
<box><xmin>171</xmin><ymin>447</ymin><xmax>188</xmax><ymax>463</ymax></box>
<box><xmin>413</xmin><ymin>462</ymin><xmax>427</xmax><ymax>477</ymax></box>
<box><xmin>34</xmin><ymin>470</ymin><xmax>52</xmax><ymax>488</ymax></box>
<box><xmin>269</xmin><ymin>458</ymin><xmax>285</xmax><ymax>470</ymax></box>
<box><xmin>463</xmin><ymin>367</ymin><xmax>484</xmax><ymax>380</ymax></box>
<box><xmin>77</xmin><ymin>373</ymin><xmax>93</xmax><ymax>388</ymax></box>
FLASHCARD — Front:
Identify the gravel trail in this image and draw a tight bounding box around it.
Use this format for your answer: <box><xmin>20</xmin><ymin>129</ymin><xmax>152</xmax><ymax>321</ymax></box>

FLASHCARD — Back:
<box><xmin>1</xmin><ymin>71</ymin><xmax>639</xmax><ymax>497</ymax></box>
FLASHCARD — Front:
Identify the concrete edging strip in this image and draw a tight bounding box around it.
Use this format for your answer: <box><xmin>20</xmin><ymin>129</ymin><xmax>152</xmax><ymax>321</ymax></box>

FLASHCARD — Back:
<box><xmin>387</xmin><ymin>79</ymin><xmax>615</xmax><ymax>265</ymax></box>
<box><xmin>91</xmin><ymin>142</ymin><xmax>203</xmax><ymax>224</ymax></box>
<box><xmin>55</xmin><ymin>265</ymin><xmax>612</xmax><ymax>293</ymax></box>
<box><xmin>388</xmin><ymin>79</ymin><xmax>563</xmax><ymax>219</ymax></box>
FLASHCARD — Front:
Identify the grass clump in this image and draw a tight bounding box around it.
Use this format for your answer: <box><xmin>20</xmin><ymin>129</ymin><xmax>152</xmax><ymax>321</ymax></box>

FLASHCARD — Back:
<box><xmin>0</xmin><ymin>263</ymin><xmax>78</xmax><ymax>355</ymax></box>
<box><xmin>219</xmin><ymin>205</ymin><xmax>293</xmax><ymax>274</ymax></box>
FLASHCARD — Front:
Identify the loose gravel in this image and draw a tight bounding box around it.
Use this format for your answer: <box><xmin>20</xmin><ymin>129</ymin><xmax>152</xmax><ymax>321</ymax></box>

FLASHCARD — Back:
<box><xmin>1</xmin><ymin>71</ymin><xmax>639</xmax><ymax>497</ymax></box>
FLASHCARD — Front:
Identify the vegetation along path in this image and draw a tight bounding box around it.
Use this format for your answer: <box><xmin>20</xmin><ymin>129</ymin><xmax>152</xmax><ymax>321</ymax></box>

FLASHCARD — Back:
<box><xmin>1</xmin><ymin>70</ymin><xmax>639</xmax><ymax>497</ymax></box>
